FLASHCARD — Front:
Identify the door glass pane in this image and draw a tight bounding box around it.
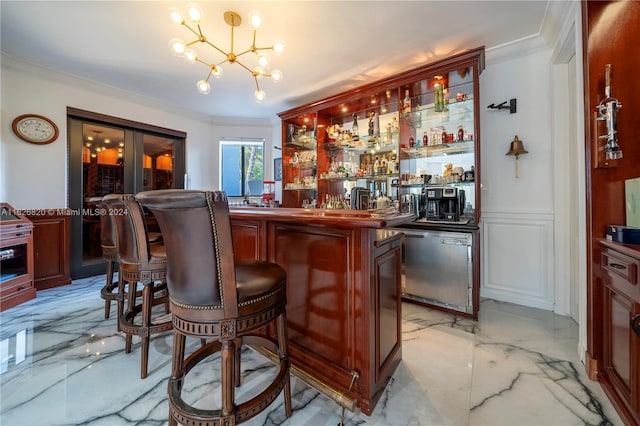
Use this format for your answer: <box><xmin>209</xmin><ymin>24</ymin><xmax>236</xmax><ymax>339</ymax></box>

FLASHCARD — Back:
<box><xmin>82</xmin><ymin>124</ymin><xmax>126</xmax><ymax>262</ymax></box>
<box><xmin>143</xmin><ymin>135</ymin><xmax>176</xmax><ymax>190</ymax></box>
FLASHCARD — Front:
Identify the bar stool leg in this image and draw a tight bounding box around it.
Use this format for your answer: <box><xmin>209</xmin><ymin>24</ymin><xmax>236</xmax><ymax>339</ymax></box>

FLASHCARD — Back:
<box><xmin>277</xmin><ymin>312</ymin><xmax>293</xmax><ymax>417</ymax></box>
<box><xmin>221</xmin><ymin>339</ymin><xmax>235</xmax><ymax>417</ymax></box>
<box><xmin>140</xmin><ymin>282</ymin><xmax>153</xmax><ymax>379</ymax></box>
<box><xmin>104</xmin><ymin>260</ymin><xmax>114</xmax><ymax>319</ymax></box>
<box><xmin>116</xmin><ymin>273</ymin><xmax>124</xmax><ymax>332</ymax></box>
<box><xmin>124</xmin><ymin>280</ymin><xmax>137</xmax><ymax>354</ymax></box>
<box><xmin>234</xmin><ymin>337</ymin><xmax>242</xmax><ymax>387</ymax></box>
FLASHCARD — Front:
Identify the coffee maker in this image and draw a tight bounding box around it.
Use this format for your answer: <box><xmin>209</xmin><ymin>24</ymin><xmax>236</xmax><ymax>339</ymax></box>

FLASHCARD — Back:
<box><xmin>423</xmin><ymin>186</ymin><xmax>465</xmax><ymax>221</ymax></box>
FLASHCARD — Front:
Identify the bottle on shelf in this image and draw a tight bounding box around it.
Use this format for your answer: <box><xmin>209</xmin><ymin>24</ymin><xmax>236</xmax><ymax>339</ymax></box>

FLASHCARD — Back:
<box><xmin>352</xmin><ymin>113</ymin><xmax>359</xmax><ymax>141</ymax></box>
<box><xmin>403</xmin><ymin>89</ymin><xmax>411</xmax><ymax>115</ymax></box>
<box><xmin>423</xmin><ymin>132</ymin><xmax>429</xmax><ymax>146</ymax></box>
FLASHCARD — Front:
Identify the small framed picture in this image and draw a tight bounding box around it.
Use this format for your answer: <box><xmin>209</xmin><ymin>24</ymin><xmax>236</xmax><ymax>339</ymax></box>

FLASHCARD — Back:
<box><xmin>274</xmin><ymin>158</ymin><xmax>282</xmax><ymax>181</ymax></box>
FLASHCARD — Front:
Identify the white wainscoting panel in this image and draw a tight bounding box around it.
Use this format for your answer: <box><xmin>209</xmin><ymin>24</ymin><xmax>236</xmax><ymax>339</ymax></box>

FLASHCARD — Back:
<box><xmin>481</xmin><ymin>211</ymin><xmax>555</xmax><ymax>311</ymax></box>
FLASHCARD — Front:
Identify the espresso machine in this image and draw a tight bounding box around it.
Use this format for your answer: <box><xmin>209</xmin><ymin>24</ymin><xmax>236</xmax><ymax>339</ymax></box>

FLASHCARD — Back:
<box><xmin>423</xmin><ymin>186</ymin><xmax>465</xmax><ymax>221</ymax></box>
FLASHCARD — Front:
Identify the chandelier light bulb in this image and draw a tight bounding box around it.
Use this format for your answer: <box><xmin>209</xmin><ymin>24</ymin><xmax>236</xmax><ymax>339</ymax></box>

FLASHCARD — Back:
<box><xmin>183</xmin><ymin>49</ymin><xmax>197</xmax><ymax>63</ymax></box>
<box><xmin>248</xmin><ymin>10</ymin><xmax>263</xmax><ymax>29</ymax></box>
<box><xmin>186</xmin><ymin>3</ymin><xmax>202</xmax><ymax>23</ymax></box>
<box><xmin>257</xmin><ymin>53</ymin><xmax>269</xmax><ymax>68</ymax></box>
<box><xmin>212</xmin><ymin>66</ymin><xmax>223</xmax><ymax>78</ymax></box>
<box><xmin>196</xmin><ymin>80</ymin><xmax>211</xmax><ymax>94</ymax></box>
<box><xmin>168</xmin><ymin>7</ymin><xmax>184</xmax><ymax>25</ymax></box>
<box><xmin>271</xmin><ymin>69</ymin><xmax>283</xmax><ymax>82</ymax></box>
<box><xmin>273</xmin><ymin>39</ymin><xmax>285</xmax><ymax>55</ymax></box>
<box><xmin>169</xmin><ymin>38</ymin><xmax>186</xmax><ymax>56</ymax></box>
<box><xmin>255</xmin><ymin>89</ymin><xmax>266</xmax><ymax>102</ymax></box>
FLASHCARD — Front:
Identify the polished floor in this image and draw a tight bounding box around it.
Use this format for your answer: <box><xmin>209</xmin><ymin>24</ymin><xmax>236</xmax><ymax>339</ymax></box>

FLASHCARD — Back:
<box><xmin>0</xmin><ymin>274</ymin><xmax>623</xmax><ymax>426</ymax></box>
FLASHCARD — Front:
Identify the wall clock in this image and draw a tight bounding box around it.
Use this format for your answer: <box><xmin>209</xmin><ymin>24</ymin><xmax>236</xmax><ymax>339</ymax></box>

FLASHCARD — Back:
<box><xmin>11</xmin><ymin>114</ymin><xmax>59</xmax><ymax>145</ymax></box>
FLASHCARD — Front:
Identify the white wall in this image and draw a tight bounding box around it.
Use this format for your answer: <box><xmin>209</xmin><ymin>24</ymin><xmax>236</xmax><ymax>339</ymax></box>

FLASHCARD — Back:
<box><xmin>479</xmin><ymin>46</ymin><xmax>557</xmax><ymax>311</ymax></box>
<box><xmin>0</xmin><ymin>57</ymin><xmax>277</xmax><ymax>208</ymax></box>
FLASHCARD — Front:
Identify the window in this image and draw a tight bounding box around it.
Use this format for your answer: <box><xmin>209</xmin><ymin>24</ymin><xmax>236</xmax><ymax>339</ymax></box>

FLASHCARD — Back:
<box><xmin>220</xmin><ymin>139</ymin><xmax>264</xmax><ymax>197</ymax></box>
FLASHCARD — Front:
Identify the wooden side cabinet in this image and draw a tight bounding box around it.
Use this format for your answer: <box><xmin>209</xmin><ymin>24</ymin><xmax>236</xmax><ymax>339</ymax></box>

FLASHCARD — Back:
<box><xmin>600</xmin><ymin>240</ymin><xmax>640</xmax><ymax>425</ymax></box>
<box><xmin>1</xmin><ymin>203</ymin><xmax>36</xmax><ymax>312</ymax></box>
<box><xmin>25</xmin><ymin>211</ymin><xmax>71</xmax><ymax>290</ymax></box>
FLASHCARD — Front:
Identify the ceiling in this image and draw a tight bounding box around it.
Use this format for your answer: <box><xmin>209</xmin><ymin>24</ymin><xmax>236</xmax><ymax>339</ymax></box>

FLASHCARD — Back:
<box><xmin>1</xmin><ymin>1</ymin><xmax>553</xmax><ymax>120</ymax></box>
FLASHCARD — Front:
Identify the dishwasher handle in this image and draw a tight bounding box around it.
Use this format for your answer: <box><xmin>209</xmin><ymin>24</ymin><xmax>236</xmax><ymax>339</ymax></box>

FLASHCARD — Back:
<box><xmin>441</xmin><ymin>238</ymin><xmax>470</xmax><ymax>246</ymax></box>
<box><xmin>403</xmin><ymin>232</ymin><xmax>424</xmax><ymax>239</ymax></box>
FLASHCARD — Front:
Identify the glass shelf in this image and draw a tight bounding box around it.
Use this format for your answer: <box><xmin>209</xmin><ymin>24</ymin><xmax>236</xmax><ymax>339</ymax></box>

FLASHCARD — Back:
<box><xmin>321</xmin><ymin>173</ymin><xmax>399</xmax><ymax>182</ymax></box>
<box><xmin>401</xmin><ymin>140</ymin><xmax>474</xmax><ymax>158</ymax></box>
<box><xmin>285</xmin><ymin>161</ymin><xmax>316</xmax><ymax>169</ymax></box>
<box><xmin>284</xmin><ymin>185</ymin><xmax>317</xmax><ymax>191</ymax></box>
<box><xmin>286</xmin><ymin>137</ymin><xmax>317</xmax><ymax>150</ymax></box>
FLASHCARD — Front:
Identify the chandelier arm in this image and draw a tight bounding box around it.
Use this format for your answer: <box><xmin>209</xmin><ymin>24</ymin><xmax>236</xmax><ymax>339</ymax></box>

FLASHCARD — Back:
<box><xmin>182</xmin><ymin>22</ymin><xmax>203</xmax><ymax>39</ymax></box>
<box><xmin>204</xmin><ymin>40</ymin><xmax>228</xmax><ymax>58</ymax></box>
<box><xmin>234</xmin><ymin>48</ymin><xmax>254</xmax><ymax>58</ymax></box>
<box><xmin>252</xmin><ymin>30</ymin><xmax>257</xmax><ymax>51</ymax></box>
<box><xmin>253</xmin><ymin>46</ymin><xmax>274</xmax><ymax>52</ymax></box>
<box><xmin>204</xmin><ymin>67</ymin><xmax>214</xmax><ymax>83</ymax></box>
<box><xmin>254</xmin><ymin>75</ymin><xmax>261</xmax><ymax>92</ymax></box>
<box><xmin>234</xmin><ymin>60</ymin><xmax>256</xmax><ymax>75</ymax></box>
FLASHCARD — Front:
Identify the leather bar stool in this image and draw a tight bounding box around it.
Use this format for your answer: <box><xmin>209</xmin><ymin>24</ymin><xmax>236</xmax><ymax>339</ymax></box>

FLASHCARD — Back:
<box><xmin>103</xmin><ymin>194</ymin><xmax>173</xmax><ymax>379</ymax></box>
<box><xmin>138</xmin><ymin>189</ymin><xmax>292</xmax><ymax>426</ymax></box>
<box><xmin>98</xmin><ymin>199</ymin><xmax>124</xmax><ymax>329</ymax></box>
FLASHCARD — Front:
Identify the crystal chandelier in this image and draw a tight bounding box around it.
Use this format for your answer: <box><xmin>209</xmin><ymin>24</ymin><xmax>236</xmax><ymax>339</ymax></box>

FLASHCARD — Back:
<box><xmin>168</xmin><ymin>4</ymin><xmax>284</xmax><ymax>102</ymax></box>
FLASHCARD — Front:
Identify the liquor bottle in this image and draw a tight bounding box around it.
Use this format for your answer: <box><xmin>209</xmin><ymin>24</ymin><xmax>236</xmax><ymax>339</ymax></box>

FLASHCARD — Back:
<box><xmin>414</xmin><ymin>104</ymin><xmax>422</xmax><ymax>128</ymax></box>
<box><xmin>409</xmin><ymin>135</ymin><xmax>415</xmax><ymax>148</ymax></box>
<box><xmin>352</xmin><ymin>113</ymin><xmax>359</xmax><ymax>141</ymax></box>
<box><xmin>403</xmin><ymin>89</ymin><xmax>411</xmax><ymax>115</ymax></box>
<box><xmin>423</xmin><ymin>132</ymin><xmax>429</xmax><ymax>146</ymax></box>
<box><xmin>373</xmin><ymin>112</ymin><xmax>380</xmax><ymax>137</ymax></box>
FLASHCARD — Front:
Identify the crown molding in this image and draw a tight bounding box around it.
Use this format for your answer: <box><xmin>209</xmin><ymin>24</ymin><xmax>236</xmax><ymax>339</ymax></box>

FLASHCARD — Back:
<box><xmin>1</xmin><ymin>53</ymin><xmax>275</xmax><ymax>128</ymax></box>
<box><xmin>485</xmin><ymin>33</ymin><xmax>550</xmax><ymax>66</ymax></box>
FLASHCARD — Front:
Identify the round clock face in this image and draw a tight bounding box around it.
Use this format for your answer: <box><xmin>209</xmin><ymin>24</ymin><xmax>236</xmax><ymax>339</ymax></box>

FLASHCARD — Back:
<box><xmin>12</xmin><ymin>114</ymin><xmax>59</xmax><ymax>144</ymax></box>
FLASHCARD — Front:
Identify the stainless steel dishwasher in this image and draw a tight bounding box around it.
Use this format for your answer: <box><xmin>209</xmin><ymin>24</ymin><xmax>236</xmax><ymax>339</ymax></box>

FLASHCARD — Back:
<box><xmin>398</xmin><ymin>228</ymin><xmax>474</xmax><ymax>314</ymax></box>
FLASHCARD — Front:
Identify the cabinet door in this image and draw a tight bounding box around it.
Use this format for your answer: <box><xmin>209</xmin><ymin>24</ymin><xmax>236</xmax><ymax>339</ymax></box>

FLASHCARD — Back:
<box><xmin>281</xmin><ymin>113</ymin><xmax>317</xmax><ymax>207</ymax></box>
<box><xmin>603</xmin><ymin>284</ymin><xmax>640</xmax><ymax>415</ymax></box>
<box><xmin>27</xmin><ymin>213</ymin><xmax>71</xmax><ymax>290</ymax></box>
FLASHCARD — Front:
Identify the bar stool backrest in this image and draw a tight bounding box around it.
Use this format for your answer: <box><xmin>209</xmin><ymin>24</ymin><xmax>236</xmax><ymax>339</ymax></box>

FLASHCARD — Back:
<box><xmin>137</xmin><ymin>189</ymin><xmax>239</xmax><ymax>318</ymax></box>
<box><xmin>99</xmin><ymin>200</ymin><xmax>117</xmax><ymax>251</ymax></box>
<box><xmin>103</xmin><ymin>194</ymin><xmax>152</xmax><ymax>271</ymax></box>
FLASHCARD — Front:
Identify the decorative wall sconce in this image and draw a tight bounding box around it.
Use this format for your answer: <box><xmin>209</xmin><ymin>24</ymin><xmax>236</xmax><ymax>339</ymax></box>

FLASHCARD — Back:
<box><xmin>505</xmin><ymin>135</ymin><xmax>528</xmax><ymax>178</ymax></box>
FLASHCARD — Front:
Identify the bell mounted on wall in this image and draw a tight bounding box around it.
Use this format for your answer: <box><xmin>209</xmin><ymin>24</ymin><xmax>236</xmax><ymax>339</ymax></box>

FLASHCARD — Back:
<box><xmin>505</xmin><ymin>135</ymin><xmax>528</xmax><ymax>178</ymax></box>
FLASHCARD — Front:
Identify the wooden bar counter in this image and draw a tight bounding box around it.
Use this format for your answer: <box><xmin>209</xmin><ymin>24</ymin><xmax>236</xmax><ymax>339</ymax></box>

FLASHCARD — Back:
<box><xmin>230</xmin><ymin>207</ymin><xmax>412</xmax><ymax>415</ymax></box>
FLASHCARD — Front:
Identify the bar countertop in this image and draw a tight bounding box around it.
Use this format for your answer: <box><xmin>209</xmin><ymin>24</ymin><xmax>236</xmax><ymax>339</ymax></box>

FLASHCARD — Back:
<box><xmin>229</xmin><ymin>207</ymin><xmax>415</xmax><ymax>229</ymax></box>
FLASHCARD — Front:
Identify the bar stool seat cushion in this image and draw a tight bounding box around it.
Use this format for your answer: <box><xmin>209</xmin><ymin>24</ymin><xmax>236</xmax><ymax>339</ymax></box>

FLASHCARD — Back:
<box><xmin>236</xmin><ymin>260</ymin><xmax>286</xmax><ymax>304</ymax></box>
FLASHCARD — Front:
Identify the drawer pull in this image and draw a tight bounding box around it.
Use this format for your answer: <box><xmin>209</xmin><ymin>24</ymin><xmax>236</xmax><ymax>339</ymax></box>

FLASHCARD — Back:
<box><xmin>609</xmin><ymin>263</ymin><xmax>626</xmax><ymax>270</ymax></box>
<box><xmin>632</xmin><ymin>314</ymin><xmax>640</xmax><ymax>338</ymax></box>
<box><xmin>15</xmin><ymin>232</ymin><xmax>24</xmax><ymax>236</ymax></box>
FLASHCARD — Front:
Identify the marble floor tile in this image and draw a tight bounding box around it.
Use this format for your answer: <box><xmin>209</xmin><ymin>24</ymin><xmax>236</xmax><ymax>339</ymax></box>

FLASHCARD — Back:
<box><xmin>0</xmin><ymin>275</ymin><xmax>624</xmax><ymax>426</ymax></box>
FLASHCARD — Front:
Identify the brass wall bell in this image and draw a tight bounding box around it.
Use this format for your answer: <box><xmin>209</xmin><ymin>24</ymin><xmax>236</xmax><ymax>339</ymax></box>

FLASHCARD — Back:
<box><xmin>505</xmin><ymin>135</ymin><xmax>528</xmax><ymax>177</ymax></box>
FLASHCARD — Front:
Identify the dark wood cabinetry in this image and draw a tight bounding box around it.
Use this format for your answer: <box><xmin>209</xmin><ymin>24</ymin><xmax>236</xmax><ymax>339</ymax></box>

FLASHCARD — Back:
<box><xmin>583</xmin><ymin>2</ymin><xmax>640</xmax><ymax>425</ymax></box>
<box><xmin>600</xmin><ymin>241</ymin><xmax>640</xmax><ymax>425</ymax></box>
<box><xmin>25</xmin><ymin>211</ymin><xmax>71</xmax><ymax>290</ymax></box>
<box><xmin>1</xmin><ymin>203</ymin><xmax>36</xmax><ymax>312</ymax></box>
<box><xmin>229</xmin><ymin>208</ymin><xmax>407</xmax><ymax>415</ymax></box>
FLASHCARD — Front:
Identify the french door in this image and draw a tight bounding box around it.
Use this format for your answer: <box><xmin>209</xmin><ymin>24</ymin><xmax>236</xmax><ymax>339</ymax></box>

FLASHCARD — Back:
<box><xmin>67</xmin><ymin>108</ymin><xmax>185</xmax><ymax>278</ymax></box>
